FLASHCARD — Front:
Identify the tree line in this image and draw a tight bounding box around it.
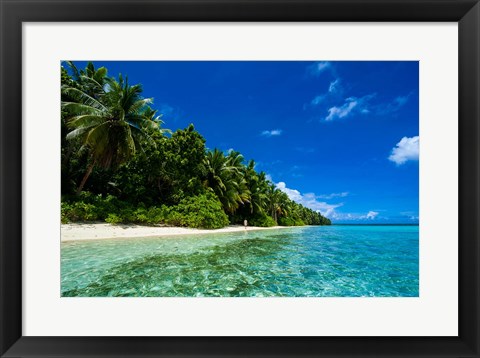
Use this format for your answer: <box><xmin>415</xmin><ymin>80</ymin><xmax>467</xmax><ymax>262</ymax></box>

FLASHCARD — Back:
<box><xmin>61</xmin><ymin>62</ymin><xmax>331</xmax><ymax>228</ymax></box>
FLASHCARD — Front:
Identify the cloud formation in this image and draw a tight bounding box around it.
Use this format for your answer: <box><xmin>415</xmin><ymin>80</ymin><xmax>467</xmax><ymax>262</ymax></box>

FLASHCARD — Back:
<box><xmin>325</xmin><ymin>94</ymin><xmax>375</xmax><ymax>121</ymax></box>
<box><xmin>375</xmin><ymin>94</ymin><xmax>411</xmax><ymax>115</ymax></box>
<box><xmin>328</xmin><ymin>210</ymin><xmax>381</xmax><ymax>221</ymax></box>
<box><xmin>273</xmin><ymin>182</ymin><xmax>387</xmax><ymax>222</ymax></box>
<box><xmin>275</xmin><ymin>181</ymin><xmax>342</xmax><ymax>217</ymax></box>
<box><xmin>388</xmin><ymin>136</ymin><xmax>419</xmax><ymax>165</ymax></box>
<box><xmin>400</xmin><ymin>212</ymin><xmax>419</xmax><ymax>221</ymax></box>
<box><xmin>308</xmin><ymin>79</ymin><xmax>343</xmax><ymax>108</ymax></box>
<box><xmin>328</xmin><ymin>79</ymin><xmax>341</xmax><ymax>93</ymax></box>
<box><xmin>311</xmin><ymin>94</ymin><xmax>327</xmax><ymax>106</ymax></box>
<box><xmin>318</xmin><ymin>192</ymin><xmax>349</xmax><ymax>199</ymax></box>
<box><xmin>365</xmin><ymin>211</ymin><xmax>379</xmax><ymax>219</ymax></box>
<box><xmin>261</xmin><ymin>129</ymin><xmax>282</xmax><ymax>137</ymax></box>
<box><xmin>309</xmin><ymin>90</ymin><xmax>411</xmax><ymax>121</ymax></box>
<box><xmin>326</xmin><ymin>99</ymin><xmax>357</xmax><ymax>121</ymax></box>
<box><xmin>307</xmin><ymin>61</ymin><xmax>332</xmax><ymax>77</ymax></box>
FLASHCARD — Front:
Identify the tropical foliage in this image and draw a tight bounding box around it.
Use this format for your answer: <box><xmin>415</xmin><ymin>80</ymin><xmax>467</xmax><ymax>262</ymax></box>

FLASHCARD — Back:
<box><xmin>61</xmin><ymin>62</ymin><xmax>331</xmax><ymax>228</ymax></box>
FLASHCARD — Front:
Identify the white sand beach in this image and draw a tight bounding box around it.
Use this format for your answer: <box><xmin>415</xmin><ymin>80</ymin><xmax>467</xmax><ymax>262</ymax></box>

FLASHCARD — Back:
<box><xmin>61</xmin><ymin>223</ymin><xmax>291</xmax><ymax>242</ymax></box>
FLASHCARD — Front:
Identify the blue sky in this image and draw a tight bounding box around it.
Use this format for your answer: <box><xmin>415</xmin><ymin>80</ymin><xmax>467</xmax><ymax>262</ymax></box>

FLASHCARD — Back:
<box><xmin>68</xmin><ymin>61</ymin><xmax>419</xmax><ymax>224</ymax></box>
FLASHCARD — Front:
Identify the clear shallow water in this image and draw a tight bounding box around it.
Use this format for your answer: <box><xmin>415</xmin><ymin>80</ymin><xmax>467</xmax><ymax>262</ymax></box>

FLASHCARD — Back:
<box><xmin>61</xmin><ymin>225</ymin><xmax>419</xmax><ymax>297</ymax></box>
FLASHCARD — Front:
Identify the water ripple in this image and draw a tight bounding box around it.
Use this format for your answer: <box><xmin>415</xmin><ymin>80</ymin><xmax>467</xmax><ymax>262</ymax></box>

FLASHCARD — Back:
<box><xmin>62</xmin><ymin>226</ymin><xmax>419</xmax><ymax>297</ymax></box>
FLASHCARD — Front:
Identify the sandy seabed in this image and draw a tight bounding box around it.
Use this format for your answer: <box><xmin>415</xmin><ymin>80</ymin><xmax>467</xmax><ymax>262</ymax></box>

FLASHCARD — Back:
<box><xmin>61</xmin><ymin>223</ymin><xmax>291</xmax><ymax>242</ymax></box>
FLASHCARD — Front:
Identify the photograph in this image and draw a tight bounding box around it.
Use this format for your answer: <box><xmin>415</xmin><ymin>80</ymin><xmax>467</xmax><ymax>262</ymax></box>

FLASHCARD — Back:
<box><xmin>3</xmin><ymin>0</ymin><xmax>478</xmax><ymax>355</ymax></box>
<box><xmin>60</xmin><ymin>60</ymin><xmax>419</xmax><ymax>297</ymax></box>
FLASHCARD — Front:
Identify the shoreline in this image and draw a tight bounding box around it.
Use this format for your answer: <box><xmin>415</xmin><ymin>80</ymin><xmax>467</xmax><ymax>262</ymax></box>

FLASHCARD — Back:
<box><xmin>61</xmin><ymin>223</ymin><xmax>294</xmax><ymax>242</ymax></box>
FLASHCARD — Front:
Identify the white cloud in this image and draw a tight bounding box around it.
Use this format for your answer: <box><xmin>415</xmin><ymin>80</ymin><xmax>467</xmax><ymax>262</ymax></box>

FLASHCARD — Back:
<box><xmin>308</xmin><ymin>79</ymin><xmax>342</xmax><ymax>109</ymax></box>
<box><xmin>311</xmin><ymin>94</ymin><xmax>326</xmax><ymax>106</ymax></box>
<box><xmin>388</xmin><ymin>136</ymin><xmax>419</xmax><ymax>165</ymax></box>
<box><xmin>394</xmin><ymin>95</ymin><xmax>409</xmax><ymax>107</ymax></box>
<box><xmin>398</xmin><ymin>212</ymin><xmax>419</xmax><ymax>222</ymax></box>
<box><xmin>326</xmin><ymin>99</ymin><xmax>357</xmax><ymax>121</ymax></box>
<box><xmin>307</xmin><ymin>61</ymin><xmax>332</xmax><ymax>76</ymax></box>
<box><xmin>318</xmin><ymin>192</ymin><xmax>349</xmax><ymax>200</ymax></box>
<box><xmin>271</xmin><ymin>181</ymin><xmax>386</xmax><ymax>222</ymax></box>
<box><xmin>328</xmin><ymin>79</ymin><xmax>341</xmax><ymax>93</ymax></box>
<box><xmin>376</xmin><ymin>93</ymin><xmax>411</xmax><ymax>115</ymax></box>
<box><xmin>275</xmin><ymin>181</ymin><xmax>342</xmax><ymax>217</ymax></box>
<box><xmin>365</xmin><ymin>211</ymin><xmax>379</xmax><ymax>219</ymax></box>
<box><xmin>328</xmin><ymin>210</ymin><xmax>381</xmax><ymax>221</ymax></box>
<box><xmin>315</xmin><ymin>91</ymin><xmax>410</xmax><ymax>120</ymax></box>
<box><xmin>276</xmin><ymin>182</ymin><xmax>302</xmax><ymax>201</ymax></box>
<box><xmin>273</xmin><ymin>182</ymin><xmax>386</xmax><ymax>222</ymax></box>
<box><xmin>261</xmin><ymin>129</ymin><xmax>282</xmax><ymax>137</ymax></box>
<box><xmin>325</xmin><ymin>94</ymin><xmax>375</xmax><ymax>121</ymax></box>
<box><xmin>400</xmin><ymin>211</ymin><xmax>418</xmax><ymax>219</ymax></box>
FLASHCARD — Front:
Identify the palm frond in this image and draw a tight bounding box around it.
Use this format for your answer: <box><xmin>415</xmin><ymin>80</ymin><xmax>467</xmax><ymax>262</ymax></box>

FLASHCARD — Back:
<box><xmin>78</xmin><ymin>75</ymin><xmax>106</xmax><ymax>94</ymax></box>
<box><xmin>129</xmin><ymin>124</ymin><xmax>156</xmax><ymax>148</ymax></box>
<box><xmin>128</xmin><ymin>98</ymin><xmax>153</xmax><ymax>115</ymax></box>
<box><xmin>66</xmin><ymin>125</ymin><xmax>97</xmax><ymax>141</ymax></box>
<box><xmin>67</xmin><ymin>115</ymin><xmax>106</xmax><ymax>129</ymax></box>
<box><xmin>61</xmin><ymin>86</ymin><xmax>107</xmax><ymax>111</ymax></box>
<box><xmin>61</xmin><ymin>102</ymin><xmax>104</xmax><ymax>116</ymax></box>
<box><xmin>65</xmin><ymin>61</ymin><xmax>80</xmax><ymax>81</ymax></box>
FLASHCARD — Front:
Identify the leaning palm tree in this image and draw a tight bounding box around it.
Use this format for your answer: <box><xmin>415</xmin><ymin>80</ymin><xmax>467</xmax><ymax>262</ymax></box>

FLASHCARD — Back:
<box><xmin>62</xmin><ymin>74</ymin><xmax>160</xmax><ymax>194</ymax></box>
<box><xmin>61</xmin><ymin>62</ymin><xmax>108</xmax><ymax>170</ymax></box>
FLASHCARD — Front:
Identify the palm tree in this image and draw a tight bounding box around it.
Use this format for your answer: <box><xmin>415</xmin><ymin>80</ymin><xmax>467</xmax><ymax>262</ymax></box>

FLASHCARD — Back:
<box><xmin>266</xmin><ymin>185</ymin><xmax>288</xmax><ymax>223</ymax></box>
<box><xmin>225</xmin><ymin>150</ymin><xmax>250</xmax><ymax>212</ymax></box>
<box><xmin>61</xmin><ymin>62</ymin><xmax>108</xmax><ymax>167</ymax></box>
<box><xmin>62</xmin><ymin>74</ymin><xmax>160</xmax><ymax>194</ymax></box>
<box><xmin>244</xmin><ymin>160</ymin><xmax>268</xmax><ymax>215</ymax></box>
<box><xmin>278</xmin><ymin>191</ymin><xmax>291</xmax><ymax>219</ymax></box>
<box><xmin>71</xmin><ymin>61</ymin><xmax>107</xmax><ymax>96</ymax></box>
<box><xmin>203</xmin><ymin>149</ymin><xmax>250</xmax><ymax>213</ymax></box>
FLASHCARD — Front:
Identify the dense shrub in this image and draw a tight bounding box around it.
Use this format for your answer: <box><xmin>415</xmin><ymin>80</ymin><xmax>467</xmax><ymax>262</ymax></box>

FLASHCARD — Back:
<box><xmin>61</xmin><ymin>201</ymin><xmax>99</xmax><ymax>222</ymax></box>
<box><xmin>98</xmin><ymin>206</ymin><xmax>170</xmax><ymax>225</ymax></box>
<box><xmin>146</xmin><ymin>206</ymin><xmax>168</xmax><ymax>225</ymax></box>
<box><xmin>249</xmin><ymin>213</ymin><xmax>277</xmax><ymax>227</ymax></box>
<box><xmin>167</xmin><ymin>192</ymin><xmax>229</xmax><ymax>229</ymax></box>
<box><xmin>278</xmin><ymin>217</ymin><xmax>305</xmax><ymax>226</ymax></box>
<box><xmin>61</xmin><ymin>192</ymin><xmax>125</xmax><ymax>223</ymax></box>
<box><xmin>105</xmin><ymin>213</ymin><xmax>123</xmax><ymax>224</ymax></box>
<box><xmin>61</xmin><ymin>202</ymin><xmax>72</xmax><ymax>223</ymax></box>
<box><xmin>61</xmin><ymin>191</ymin><xmax>229</xmax><ymax>229</ymax></box>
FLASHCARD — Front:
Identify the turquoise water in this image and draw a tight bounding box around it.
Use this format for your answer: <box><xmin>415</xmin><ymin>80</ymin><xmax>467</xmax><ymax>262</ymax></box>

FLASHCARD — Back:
<box><xmin>61</xmin><ymin>225</ymin><xmax>419</xmax><ymax>297</ymax></box>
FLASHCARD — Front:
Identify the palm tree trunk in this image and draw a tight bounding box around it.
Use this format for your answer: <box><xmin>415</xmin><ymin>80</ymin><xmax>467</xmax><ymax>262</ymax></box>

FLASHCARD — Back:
<box><xmin>76</xmin><ymin>160</ymin><xmax>95</xmax><ymax>195</ymax></box>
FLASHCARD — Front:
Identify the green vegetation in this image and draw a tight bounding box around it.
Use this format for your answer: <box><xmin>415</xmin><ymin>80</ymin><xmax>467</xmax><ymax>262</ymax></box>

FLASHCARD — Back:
<box><xmin>61</xmin><ymin>62</ymin><xmax>331</xmax><ymax>229</ymax></box>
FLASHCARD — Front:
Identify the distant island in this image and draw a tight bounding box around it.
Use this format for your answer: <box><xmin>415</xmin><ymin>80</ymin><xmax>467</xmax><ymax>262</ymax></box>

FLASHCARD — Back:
<box><xmin>61</xmin><ymin>62</ymin><xmax>331</xmax><ymax>230</ymax></box>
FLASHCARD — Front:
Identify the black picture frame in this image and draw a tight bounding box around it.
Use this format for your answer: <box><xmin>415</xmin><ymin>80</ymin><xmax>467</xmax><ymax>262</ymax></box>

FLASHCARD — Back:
<box><xmin>1</xmin><ymin>0</ymin><xmax>479</xmax><ymax>357</ymax></box>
